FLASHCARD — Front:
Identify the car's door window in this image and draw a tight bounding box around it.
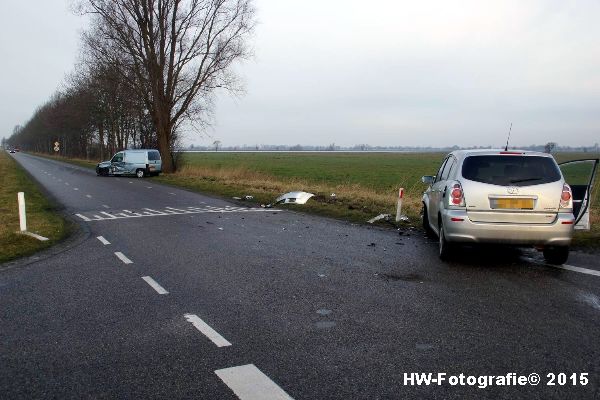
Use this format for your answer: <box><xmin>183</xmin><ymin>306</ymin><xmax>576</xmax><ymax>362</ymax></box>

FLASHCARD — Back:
<box><xmin>441</xmin><ymin>157</ymin><xmax>456</xmax><ymax>181</ymax></box>
<box><xmin>111</xmin><ymin>152</ymin><xmax>123</xmax><ymax>163</ymax></box>
<box><xmin>434</xmin><ymin>158</ymin><xmax>449</xmax><ymax>183</ymax></box>
<box><xmin>559</xmin><ymin>159</ymin><xmax>599</xmax><ymax>228</ymax></box>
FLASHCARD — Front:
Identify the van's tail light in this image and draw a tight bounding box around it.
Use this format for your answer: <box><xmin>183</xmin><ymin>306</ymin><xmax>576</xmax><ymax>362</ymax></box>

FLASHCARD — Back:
<box><xmin>559</xmin><ymin>183</ymin><xmax>572</xmax><ymax>209</ymax></box>
<box><xmin>449</xmin><ymin>183</ymin><xmax>466</xmax><ymax>207</ymax></box>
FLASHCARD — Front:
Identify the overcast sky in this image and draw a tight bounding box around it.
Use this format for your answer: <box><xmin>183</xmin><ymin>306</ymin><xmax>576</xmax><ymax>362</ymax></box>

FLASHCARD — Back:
<box><xmin>1</xmin><ymin>0</ymin><xmax>600</xmax><ymax>148</ymax></box>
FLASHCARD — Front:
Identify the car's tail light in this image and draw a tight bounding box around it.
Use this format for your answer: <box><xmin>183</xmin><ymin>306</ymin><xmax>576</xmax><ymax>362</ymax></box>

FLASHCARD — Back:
<box><xmin>559</xmin><ymin>183</ymin><xmax>572</xmax><ymax>209</ymax></box>
<box><xmin>449</xmin><ymin>183</ymin><xmax>466</xmax><ymax>207</ymax></box>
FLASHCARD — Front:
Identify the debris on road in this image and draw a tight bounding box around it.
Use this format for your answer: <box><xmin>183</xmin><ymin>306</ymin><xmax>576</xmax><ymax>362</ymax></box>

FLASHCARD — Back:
<box><xmin>330</xmin><ymin>193</ymin><xmax>337</xmax><ymax>198</ymax></box>
<box><xmin>367</xmin><ymin>242</ymin><xmax>376</xmax><ymax>247</ymax></box>
<box><xmin>367</xmin><ymin>213</ymin><xmax>392</xmax><ymax>224</ymax></box>
<box><xmin>233</xmin><ymin>195</ymin><xmax>254</xmax><ymax>201</ymax></box>
<box><xmin>275</xmin><ymin>191</ymin><xmax>315</xmax><ymax>205</ymax></box>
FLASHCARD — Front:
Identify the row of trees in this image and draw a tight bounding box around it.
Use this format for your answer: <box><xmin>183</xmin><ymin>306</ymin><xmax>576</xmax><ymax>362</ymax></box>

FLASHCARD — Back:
<box><xmin>7</xmin><ymin>0</ymin><xmax>255</xmax><ymax>172</ymax></box>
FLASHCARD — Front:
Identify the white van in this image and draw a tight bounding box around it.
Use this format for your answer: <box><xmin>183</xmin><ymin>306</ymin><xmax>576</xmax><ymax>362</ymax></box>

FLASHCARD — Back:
<box><xmin>96</xmin><ymin>149</ymin><xmax>162</xmax><ymax>178</ymax></box>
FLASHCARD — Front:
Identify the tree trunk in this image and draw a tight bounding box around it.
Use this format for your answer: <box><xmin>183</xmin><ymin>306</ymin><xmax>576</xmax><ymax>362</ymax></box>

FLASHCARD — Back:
<box><xmin>99</xmin><ymin>121</ymin><xmax>104</xmax><ymax>160</ymax></box>
<box><xmin>157</xmin><ymin>125</ymin><xmax>174</xmax><ymax>172</ymax></box>
<box><xmin>154</xmin><ymin>106</ymin><xmax>175</xmax><ymax>173</ymax></box>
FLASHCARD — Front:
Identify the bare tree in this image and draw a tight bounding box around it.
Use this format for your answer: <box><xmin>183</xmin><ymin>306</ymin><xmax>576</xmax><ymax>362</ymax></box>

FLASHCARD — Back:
<box><xmin>77</xmin><ymin>0</ymin><xmax>256</xmax><ymax>172</ymax></box>
<box><xmin>544</xmin><ymin>142</ymin><xmax>557</xmax><ymax>154</ymax></box>
<box><xmin>213</xmin><ymin>139</ymin><xmax>221</xmax><ymax>151</ymax></box>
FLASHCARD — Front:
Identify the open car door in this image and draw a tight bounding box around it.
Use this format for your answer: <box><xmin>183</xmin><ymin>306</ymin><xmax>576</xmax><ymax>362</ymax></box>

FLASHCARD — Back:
<box><xmin>559</xmin><ymin>158</ymin><xmax>599</xmax><ymax>230</ymax></box>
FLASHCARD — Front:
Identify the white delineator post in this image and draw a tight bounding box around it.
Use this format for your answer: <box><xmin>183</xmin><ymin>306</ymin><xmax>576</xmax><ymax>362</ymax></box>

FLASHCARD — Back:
<box><xmin>18</xmin><ymin>192</ymin><xmax>27</xmax><ymax>232</ymax></box>
<box><xmin>395</xmin><ymin>188</ymin><xmax>404</xmax><ymax>223</ymax></box>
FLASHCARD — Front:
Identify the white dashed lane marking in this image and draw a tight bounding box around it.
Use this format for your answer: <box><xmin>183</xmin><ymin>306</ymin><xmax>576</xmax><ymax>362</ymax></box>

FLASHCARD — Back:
<box><xmin>184</xmin><ymin>314</ymin><xmax>232</xmax><ymax>347</ymax></box>
<box><xmin>142</xmin><ymin>276</ymin><xmax>169</xmax><ymax>295</ymax></box>
<box><xmin>75</xmin><ymin>213</ymin><xmax>90</xmax><ymax>221</ymax></box>
<box><xmin>215</xmin><ymin>364</ymin><xmax>294</xmax><ymax>400</ymax></box>
<box><xmin>74</xmin><ymin>205</ymin><xmax>281</xmax><ymax>221</ymax></box>
<box><xmin>114</xmin><ymin>252</ymin><xmax>133</xmax><ymax>264</ymax></box>
<box><xmin>97</xmin><ymin>236</ymin><xmax>110</xmax><ymax>245</ymax></box>
<box><xmin>86</xmin><ymin>194</ymin><xmax>92</xmax><ymax>198</ymax></box>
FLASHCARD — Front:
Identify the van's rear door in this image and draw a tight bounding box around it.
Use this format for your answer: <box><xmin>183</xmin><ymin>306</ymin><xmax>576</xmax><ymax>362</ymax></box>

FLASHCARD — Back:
<box><xmin>559</xmin><ymin>159</ymin><xmax>599</xmax><ymax>230</ymax></box>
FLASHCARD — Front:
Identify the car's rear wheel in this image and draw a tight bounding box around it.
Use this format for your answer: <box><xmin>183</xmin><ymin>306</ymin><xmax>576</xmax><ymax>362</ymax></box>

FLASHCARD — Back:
<box><xmin>543</xmin><ymin>246</ymin><xmax>569</xmax><ymax>265</ymax></box>
<box><xmin>422</xmin><ymin>204</ymin><xmax>435</xmax><ymax>238</ymax></box>
<box><xmin>438</xmin><ymin>219</ymin><xmax>453</xmax><ymax>261</ymax></box>
<box><xmin>136</xmin><ymin>169</ymin><xmax>145</xmax><ymax>178</ymax></box>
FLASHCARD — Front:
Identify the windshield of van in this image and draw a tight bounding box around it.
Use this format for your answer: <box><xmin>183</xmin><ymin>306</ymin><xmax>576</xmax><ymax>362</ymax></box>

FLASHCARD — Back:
<box><xmin>462</xmin><ymin>155</ymin><xmax>561</xmax><ymax>186</ymax></box>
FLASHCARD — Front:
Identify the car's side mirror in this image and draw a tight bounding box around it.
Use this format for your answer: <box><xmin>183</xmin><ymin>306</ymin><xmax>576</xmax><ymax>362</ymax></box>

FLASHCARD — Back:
<box><xmin>421</xmin><ymin>175</ymin><xmax>435</xmax><ymax>185</ymax></box>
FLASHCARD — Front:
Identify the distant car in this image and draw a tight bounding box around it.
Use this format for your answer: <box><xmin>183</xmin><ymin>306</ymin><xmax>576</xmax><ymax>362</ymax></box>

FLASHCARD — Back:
<box><xmin>15</xmin><ymin>148</ymin><xmax>20</xmax><ymax>152</ymax></box>
<box><xmin>421</xmin><ymin>149</ymin><xmax>598</xmax><ymax>264</ymax></box>
<box><xmin>9</xmin><ymin>149</ymin><xmax>15</xmax><ymax>153</ymax></box>
<box><xmin>96</xmin><ymin>149</ymin><xmax>162</xmax><ymax>178</ymax></box>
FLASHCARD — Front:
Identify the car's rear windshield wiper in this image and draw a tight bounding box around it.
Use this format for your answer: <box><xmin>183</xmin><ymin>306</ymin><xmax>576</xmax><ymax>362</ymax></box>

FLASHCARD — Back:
<box><xmin>510</xmin><ymin>177</ymin><xmax>543</xmax><ymax>183</ymax></box>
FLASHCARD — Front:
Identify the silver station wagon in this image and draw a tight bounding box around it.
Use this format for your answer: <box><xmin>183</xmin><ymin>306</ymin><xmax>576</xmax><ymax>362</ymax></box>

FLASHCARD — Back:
<box><xmin>421</xmin><ymin>150</ymin><xmax>598</xmax><ymax>264</ymax></box>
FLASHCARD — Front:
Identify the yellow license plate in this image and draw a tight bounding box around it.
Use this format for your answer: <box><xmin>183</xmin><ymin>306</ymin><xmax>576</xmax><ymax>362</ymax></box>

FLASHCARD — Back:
<box><xmin>493</xmin><ymin>198</ymin><xmax>534</xmax><ymax>210</ymax></box>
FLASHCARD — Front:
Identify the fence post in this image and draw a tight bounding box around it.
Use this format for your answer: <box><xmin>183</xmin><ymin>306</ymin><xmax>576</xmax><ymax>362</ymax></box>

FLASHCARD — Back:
<box><xmin>395</xmin><ymin>188</ymin><xmax>404</xmax><ymax>223</ymax></box>
<box><xmin>18</xmin><ymin>192</ymin><xmax>27</xmax><ymax>232</ymax></box>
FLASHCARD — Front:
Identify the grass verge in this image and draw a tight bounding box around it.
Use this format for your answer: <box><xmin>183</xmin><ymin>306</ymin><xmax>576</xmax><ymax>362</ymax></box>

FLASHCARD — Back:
<box><xmin>0</xmin><ymin>152</ymin><xmax>71</xmax><ymax>264</ymax></box>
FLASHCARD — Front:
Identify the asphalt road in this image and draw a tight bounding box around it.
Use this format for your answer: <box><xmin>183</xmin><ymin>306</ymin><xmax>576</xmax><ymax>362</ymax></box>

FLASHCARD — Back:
<box><xmin>1</xmin><ymin>152</ymin><xmax>599</xmax><ymax>399</ymax></box>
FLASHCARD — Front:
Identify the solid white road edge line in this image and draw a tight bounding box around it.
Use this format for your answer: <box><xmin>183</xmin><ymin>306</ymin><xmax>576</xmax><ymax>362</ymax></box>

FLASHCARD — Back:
<box><xmin>552</xmin><ymin>263</ymin><xmax>600</xmax><ymax>277</ymax></box>
<box><xmin>215</xmin><ymin>364</ymin><xmax>294</xmax><ymax>400</ymax></box>
<box><xmin>114</xmin><ymin>252</ymin><xmax>133</xmax><ymax>264</ymax></box>
<box><xmin>141</xmin><ymin>276</ymin><xmax>169</xmax><ymax>294</ymax></box>
<box><xmin>183</xmin><ymin>314</ymin><xmax>231</xmax><ymax>347</ymax></box>
<box><xmin>97</xmin><ymin>236</ymin><xmax>110</xmax><ymax>245</ymax></box>
<box><xmin>20</xmin><ymin>231</ymin><xmax>49</xmax><ymax>241</ymax></box>
<box><xmin>524</xmin><ymin>257</ymin><xmax>600</xmax><ymax>277</ymax></box>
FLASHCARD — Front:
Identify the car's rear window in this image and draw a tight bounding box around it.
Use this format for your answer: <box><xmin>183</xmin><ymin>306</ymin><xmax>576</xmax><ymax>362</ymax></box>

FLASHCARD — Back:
<box><xmin>461</xmin><ymin>155</ymin><xmax>561</xmax><ymax>186</ymax></box>
<box><xmin>148</xmin><ymin>150</ymin><xmax>161</xmax><ymax>161</ymax></box>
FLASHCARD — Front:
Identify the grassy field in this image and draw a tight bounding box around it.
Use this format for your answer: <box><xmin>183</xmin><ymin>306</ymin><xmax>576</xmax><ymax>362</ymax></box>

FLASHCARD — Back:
<box><xmin>36</xmin><ymin>150</ymin><xmax>600</xmax><ymax>248</ymax></box>
<box><xmin>158</xmin><ymin>152</ymin><xmax>444</xmax><ymax>222</ymax></box>
<box><xmin>0</xmin><ymin>152</ymin><xmax>71</xmax><ymax>264</ymax></box>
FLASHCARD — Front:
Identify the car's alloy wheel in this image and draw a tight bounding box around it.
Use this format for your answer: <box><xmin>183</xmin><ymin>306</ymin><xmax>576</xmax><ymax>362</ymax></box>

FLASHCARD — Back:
<box><xmin>136</xmin><ymin>169</ymin><xmax>145</xmax><ymax>178</ymax></box>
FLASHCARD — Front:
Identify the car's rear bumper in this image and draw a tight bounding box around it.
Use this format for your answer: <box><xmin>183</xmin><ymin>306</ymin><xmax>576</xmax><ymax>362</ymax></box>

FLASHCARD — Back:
<box><xmin>442</xmin><ymin>210</ymin><xmax>574</xmax><ymax>246</ymax></box>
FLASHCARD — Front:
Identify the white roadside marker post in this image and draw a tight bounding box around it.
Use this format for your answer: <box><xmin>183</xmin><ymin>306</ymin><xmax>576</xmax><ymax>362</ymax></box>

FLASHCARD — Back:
<box><xmin>18</xmin><ymin>192</ymin><xmax>27</xmax><ymax>232</ymax></box>
<box><xmin>16</xmin><ymin>192</ymin><xmax>49</xmax><ymax>241</ymax></box>
<box><xmin>395</xmin><ymin>188</ymin><xmax>404</xmax><ymax>223</ymax></box>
